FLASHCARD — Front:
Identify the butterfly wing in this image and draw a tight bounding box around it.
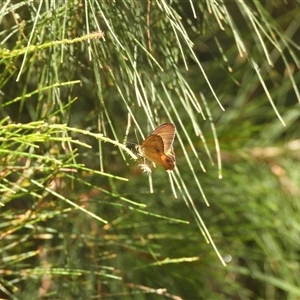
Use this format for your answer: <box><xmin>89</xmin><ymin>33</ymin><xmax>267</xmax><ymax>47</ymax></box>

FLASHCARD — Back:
<box><xmin>139</xmin><ymin>123</ymin><xmax>176</xmax><ymax>170</ymax></box>
<box><xmin>151</xmin><ymin>123</ymin><xmax>175</xmax><ymax>154</ymax></box>
<box><xmin>139</xmin><ymin>135</ymin><xmax>166</xmax><ymax>168</ymax></box>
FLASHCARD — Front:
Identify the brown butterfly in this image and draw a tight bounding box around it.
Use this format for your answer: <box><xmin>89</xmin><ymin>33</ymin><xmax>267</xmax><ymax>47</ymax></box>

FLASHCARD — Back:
<box><xmin>138</xmin><ymin>123</ymin><xmax>176</xmax><ymax>171</ymax></box>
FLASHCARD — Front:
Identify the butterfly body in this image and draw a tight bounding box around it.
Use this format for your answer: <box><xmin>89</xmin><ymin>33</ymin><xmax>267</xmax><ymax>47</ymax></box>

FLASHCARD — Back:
<box><xmin>139</xmin><ymin>123</ymin><xmax>176</xmax><ymax>171</ymax></box>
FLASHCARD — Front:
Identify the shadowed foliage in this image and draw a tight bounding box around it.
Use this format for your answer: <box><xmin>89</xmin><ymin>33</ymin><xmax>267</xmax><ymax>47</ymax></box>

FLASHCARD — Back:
<box><xmin>1</xmin><ymin>1</ymin><xmax>300</xmax><ymax>299</ymax></box>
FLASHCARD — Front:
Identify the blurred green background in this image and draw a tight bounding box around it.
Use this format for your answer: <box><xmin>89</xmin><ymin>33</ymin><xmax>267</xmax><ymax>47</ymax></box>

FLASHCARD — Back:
<box><xmin>1</xmin><ymin>1</ymin><xmax>300</xmax><ymax>299</ymax></box>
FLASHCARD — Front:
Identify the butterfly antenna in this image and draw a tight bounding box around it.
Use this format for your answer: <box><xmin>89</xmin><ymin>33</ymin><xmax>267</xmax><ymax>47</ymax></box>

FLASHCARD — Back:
<box><xmin>124</xmin><ymin>128</ymin><xmax>139</xmax><ymax>150</ymax></box>
<box><xmin>125</xmin><ymin>131</ymin><xmax>138</xmax><ymax>148</ymax></box>
<box><xmin>134</xmin><ymin>128</ymin><xmax>140</xmax><ymax>145</ymax></box>
<box><xmin>132</xmin><ymin>128</ymin><xmax>142</xmax><ymax>155</ymax></box>
<box><xmin>126</xmin><ymin>141</ymin><xmax>137</xmax><ymax>147</ymax></box>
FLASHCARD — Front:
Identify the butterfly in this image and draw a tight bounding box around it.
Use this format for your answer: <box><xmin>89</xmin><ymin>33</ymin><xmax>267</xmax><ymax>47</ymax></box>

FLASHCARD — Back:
<box><xmin>138</xmin><ymin>123</ymin><xmax>176</xmax><ymax>171</ymax></box>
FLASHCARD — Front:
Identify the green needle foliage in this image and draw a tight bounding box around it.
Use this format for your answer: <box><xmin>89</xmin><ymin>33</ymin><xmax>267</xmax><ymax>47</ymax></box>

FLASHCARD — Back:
<box><xmin>1</xmin><ymin>1</ymin><xmax>300</xmax><ymax>299</ymax></box>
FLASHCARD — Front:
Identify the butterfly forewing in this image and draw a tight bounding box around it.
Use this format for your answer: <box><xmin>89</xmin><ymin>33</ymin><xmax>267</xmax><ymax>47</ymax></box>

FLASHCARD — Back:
<box><xmin>140</xmin><ymin>135</ymin><xmax>164</xmax><ymax>155</ymax></box>
<box><xmin>139</xmin><ymin>135</ymin><xmax>166</xmax><ymax>168</ymax></box>
<box><xmin>151</xmin><ymin>123</ymin><xmax>175</xmax><ymax>153</ymax></box>
<box><xmin>138</xmin><ymin>122</ymin><xmax>176</xmax><ymax>171</ymax></box>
